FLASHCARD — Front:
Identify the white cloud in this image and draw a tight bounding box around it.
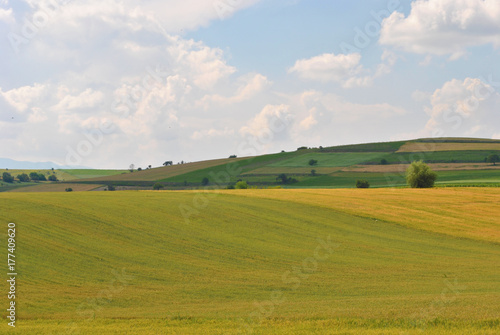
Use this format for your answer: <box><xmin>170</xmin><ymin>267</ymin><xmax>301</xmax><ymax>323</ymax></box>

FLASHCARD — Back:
<box><xmin>288</xmin><ymin>50</ymin><xmax>398</xmax><ymax>88</ymax></box>
<box><xmin>0</xmin><ymin>6</ymin><xmax>13</xmax><ymax>24</ymax></box>
<box><xmin>380</xmin><ymin>0</ymin><xmax>500</xmax><ymax>58</ymax></box>
<box><xmin>423</xmin><ymin>77</ymin><xmax>500</xmax><ymax>136</ymax></box>
<box><xmin>288</xmin><ymin>53</ymin><xmax>371</xmax><ymax>88</ymax></box>
<box><xmin>240</xmin><ymin>104</ymin><xmax>295</xmax><ymax>139</ymax></box>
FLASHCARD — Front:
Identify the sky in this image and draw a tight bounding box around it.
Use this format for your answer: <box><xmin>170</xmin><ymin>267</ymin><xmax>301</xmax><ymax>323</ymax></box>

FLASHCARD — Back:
<box><xmin>1</xmin><ymin>0</ymin><xmax>499</xmax><ymax>169</ymax></box>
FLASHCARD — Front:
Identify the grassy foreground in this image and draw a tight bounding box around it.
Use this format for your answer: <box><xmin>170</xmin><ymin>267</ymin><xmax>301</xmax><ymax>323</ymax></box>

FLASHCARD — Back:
<box><xmin>0</xmin><ymin>189</ymin><xmax>499</xmax><ymax>334</ymax></box>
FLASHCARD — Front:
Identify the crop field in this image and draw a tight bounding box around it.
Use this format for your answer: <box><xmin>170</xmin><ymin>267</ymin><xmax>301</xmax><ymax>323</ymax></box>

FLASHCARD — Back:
<box><xmin>397</xmin><ymin>142</ymin><xmax>500</xmax><ymax>152</ymax></box>
<box><xmin>0</xmin><ymin>189</ymin><xmax>499</xmax><ymax>334</ymax></box>
<box><xmin>7</xmin><ymin>183</ymin><xmax>103</xmax><ymax>192</ymax></box>
<box><xmin>61</xmin><ymin>169</ymin><xmax>129</xmax><ymax>179</ymax></box>
<box><xmin>268</xmin><ymin>152</ymin><xmax>388</xmax><ymax>168</ymax></box>
<box><xmin>1</xmin><ymin>168</ymin><xmax>76</xmax><ymax>181</ymax></box>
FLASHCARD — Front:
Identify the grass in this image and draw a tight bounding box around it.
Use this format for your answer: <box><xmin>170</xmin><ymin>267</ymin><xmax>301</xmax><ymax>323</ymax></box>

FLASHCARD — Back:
<box><xmin>268</xmin><ymin>152</ymin><xmax>388</xmax><ymax>168</ymax></box>
<box><xmin>397</xmin><ymin>142</ymin><xmax>500</xmax><ymax>152</ymax></box>
<box><xmin>1</xmin><ymin>168</ymin><xmax>76</xmax><ymax>181</ymax></box>
<box><xmin>0</xmin><ymin>189</ymin><xmax>499</xmax><ymax>333</ymax></box>
<box><xmin>61</xmin><ymin>169</ymin><xmax>129</xmax><ymax>179</ymax></box>
<box><xmin>7</xmin><ymin>183</ymin><xmax>103</xmax><ymax>192</ymax></box>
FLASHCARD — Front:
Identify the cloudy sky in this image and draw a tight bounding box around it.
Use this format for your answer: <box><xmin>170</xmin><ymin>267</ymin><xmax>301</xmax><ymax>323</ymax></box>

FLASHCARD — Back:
<box><xmin>1</xmin><ymin>0</ymin><xmax>499</xmax><ymax>168</ymax></box>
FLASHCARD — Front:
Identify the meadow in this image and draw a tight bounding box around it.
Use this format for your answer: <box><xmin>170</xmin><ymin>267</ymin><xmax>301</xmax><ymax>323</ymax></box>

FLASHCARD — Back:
<box><xmin>0</xmin><ymin>188</ymin><xmax>499</xmax><ymax>334</ymax></box>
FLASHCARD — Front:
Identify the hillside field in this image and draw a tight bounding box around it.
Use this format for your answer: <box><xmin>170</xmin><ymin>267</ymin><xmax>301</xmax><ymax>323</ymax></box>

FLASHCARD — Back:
<box><xmin>1</xmin><ymin>188</ymin><xmax>499</xmax><ymax>334</ymax></box>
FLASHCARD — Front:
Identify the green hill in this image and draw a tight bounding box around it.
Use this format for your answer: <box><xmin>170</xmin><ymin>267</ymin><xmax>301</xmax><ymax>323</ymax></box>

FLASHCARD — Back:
<box><xmin>3</xmin><ymin>137</ymin><xmax>500</xmax><ymax>192</ymax></box>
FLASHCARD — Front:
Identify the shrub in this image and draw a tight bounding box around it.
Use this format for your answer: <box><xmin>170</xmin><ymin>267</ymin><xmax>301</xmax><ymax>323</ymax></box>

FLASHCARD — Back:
<box><xmin>308</xmin><ymin>159</ymin><xmax>318</xmax><ymax>166</ymax></box>
<box><xmin>226</xmin><ymin>184</ymin><xmax>235</xmax><ymax>189</ymax></box>
<box><xmin>107</xmin><ymin>184</ymin><xmax>116</xmax><ymax>191</ymax></box>
<box><xmin>380</xmin><ymin>158</ymin><xmax>388</xmax><ymax>165</ymax></box>
<box><xmin>17</xmin><ymin>173</ymin><xmax>30</xmax><ymax>182</ymax></box>
<box><xmin>153</xmin><ymin>183</ymin><xmax>164</xmax><ymax>190</ymax></box>
<box><xmin>2</xmin><ymin>172</ymin><xmax>14</xmax><ymax>183</ymax></box>
<box><xmin>235</xmin><ymin>181</ymin><xmax>248</xmax><ymax>189</ymax></box>
<box><xmin>356</xmin><ymin>179</ymin><xmax>370</xmax><ymax>188</ymax></box>
<box><xmin>48</xmin><ymin>175</ymin><xmax>58</xmax><ymax>182</ymax></box>
<box><xmin>229</xmin><ymin>155</ymin><xmax>237</xmax><ymax>158</ymax></box>
<box><xmin>297</xmin><ymin>146</ymin><xmax>307</xmax><ymax>150</ymax></box>
<box><xmin>201</xmin><ymin>177</ymin><xmax>209</xmax><ymax>186</ymax></box>
<box><xmin>406</xmin><ymin>161</ymin><xmax>437</xmax><ymax>188</ymax></box>
<box><xmin>37</xmin><ymin>173</ymin><xmax>47</xmax><ymax>181</ymax></box>
<box><xmin>65</xmin><ymin>188</ymin><xmax>73</xmax><ymax>192</ymax></box>
<box><xmin>311</xmin><ymin>169</ymin><xmax>317</xmax><ymax>176</ymax></box>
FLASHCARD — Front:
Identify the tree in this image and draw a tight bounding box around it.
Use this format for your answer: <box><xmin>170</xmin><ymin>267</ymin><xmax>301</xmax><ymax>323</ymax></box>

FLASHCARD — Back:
<box><xmin>201</xmin><ymin>177</ymin><xmax>209</xmax><ymax>186</ymax></box>
<box><xmin>2</xmin><ymin>172</ymin><xmax>14</xmax><ymax>183</ymax></box>
<box><xmin>48</xmin><ymin>175</ymin><xmax>58</xmax><ymax>182</ymax></box>
<box><xmin>153</xmin><ymin>183</ymin><xmax>164</xmax><ymax>190</ymax></box>
<box><xmin>229</xmin><ymin>155</ymin><xmax>237</xmax><ymax>158</ymax></box>
<box><xmin>276</xmin><ymin>173</ymin><xmax>297</xmax><ymax>184</ymax></box>
<box><xmin>107</xmin><ymin>184</ymin><xmax>116</xmax><ymax>191</ymax></box>
<box><xmin>137</xmin><ymin>167</ymin><xmax>142</xmax><ymax>171</ymax></box>
<box><xmin>311</xmin><ymin>169</ymin><xmax>317</xmax><ymax>176</ymax></box>
<box><xmin>486</xmin><ymin>154</ymin><xmax>500</xmax><ymax>166</ymax></box>
<box><xmin>356</xmin><ymin>179</ymin><xmax>370</xmax><ymax>188</ymax></box>
<box><xmin>17</xmin><ymin>173</ymin><xmax>30</xmax><ymax>182</ymax></box>
<box><xmin>308</xmin><ymin>159</ymin><xmax>318</xmax><ymax>166</ymax></box>
<box><xmin>29</xmin><ymin>172</ymin><xmax>40</xmax><ymax>181</ymax></box>
<box><xmin>235</xmin><ymin>181</ymin><xmax>248</xmax><ymax>189</ymax></box>
<box><xmin>65</xmin><ymin>188</ymin><xmax>73</xmax><ymax>192</ymax></box>
<box><xmin>163</xmin><ymin>161</ymin><xmax>173</xmax><ymax>166</ymax></box>
<box><xmin>37</xmin><ymin>173</ymin><xmax>47</xmax><ymax>181</ymax></box>
<box><xmin>380</xmin><ymin>158</ymin><xmax>388</xmax><ymax>165</ymax></box>
<box><xmin>406</xmin><ymin>161</ymin><xmax>437</xmax><ymax>188</ymax></box>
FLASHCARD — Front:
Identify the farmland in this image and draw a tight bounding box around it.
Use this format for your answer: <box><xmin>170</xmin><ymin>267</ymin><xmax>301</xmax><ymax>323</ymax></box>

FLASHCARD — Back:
<box><xmin>0</xmin><ymin>188</ymin><xmax>499</xmax><ymax>334</ymax></box>
<box><xmin>1</xmin><ymin>137</ymin><xmax>499</xmax><ymax>192</ymax></box>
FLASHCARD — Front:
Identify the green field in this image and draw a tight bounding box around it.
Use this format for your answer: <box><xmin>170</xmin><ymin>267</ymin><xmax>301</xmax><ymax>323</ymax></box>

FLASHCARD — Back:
<box><xmin>1</xmin><ymin>189</ymin><xmax>499</xmax><ymax>334</ymax></box>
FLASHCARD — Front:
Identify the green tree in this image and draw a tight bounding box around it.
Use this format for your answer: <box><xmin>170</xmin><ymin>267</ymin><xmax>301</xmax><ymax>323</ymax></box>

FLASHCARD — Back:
<box><xmin>311</xmin><ymin>169</ymin><xmax>317</xmax><ymax>176</ymax></box>
<box><xmin>235</xmin><ymin>181</ymin><xmax>248</xmax><ymax>189</ymax></box>
<box><xmin>380</xmin><ymin>158</ymin><xmax>388</xmax><ymax>165</ymax></box>
<box><xmin>406</xmin><ymin>161</ymin><xmax>437</xmax><ymax>188</ymax></box>
<box><xmin>201</xmin><ymin>177</ymin><xmax>209</xmax><ymax>186</ymax></box>
<box><xmin>486</xmin><ymin>154</ymin><xmax>500</xmax><ymax>166</ymax></box>
<box><xmin>48</xmin><ymin>175</ymin><xmax>58</xmax><ymax>182</ymax></box>
<box><xmin>308</xmin><ymin>159</ymin><xmax>318</xmax><ymax>166</ymax></box>
<box><xmin>17</xmin><ymin>173</ymin><xmax>30</xmax><ymax>182</ymax></box>
<box><xmin>107</xmin><ymin>184</ymin><xmax>116</xmax><ymax>191</ymax></box>
<box><xmin>153</xmin><ymin>183</ymin><xmax>164</xmax><ymax>190</ymax></box>
<box><xmin>65</xmin><ymin>188</ymin><xmax>73</xmax><ymax>192</ymax></box>
<box><xmin>355</xmin><ymin>179</ymin><xmax>370</xmax><ymax>188</ymax></box>
<box><xmin>37</xmin><ymin>173</ymin><xmax>47</xmax><ymax>181</ymax></box>
<box><xmin>29</xmin><ymin>172</ymin><xmax>40</xmax><ymax>181</ymax></box>
<box><xmin>2</xmin><ymin>172</ymin><xmax>14</xmax><ymax>183</ymax></box>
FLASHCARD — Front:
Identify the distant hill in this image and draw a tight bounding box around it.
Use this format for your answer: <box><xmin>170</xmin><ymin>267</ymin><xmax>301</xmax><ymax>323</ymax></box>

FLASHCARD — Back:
<box><xmin>0</xmin><ymin>157</ymin><xmax>87</xmax><ymax>169</ymax></box>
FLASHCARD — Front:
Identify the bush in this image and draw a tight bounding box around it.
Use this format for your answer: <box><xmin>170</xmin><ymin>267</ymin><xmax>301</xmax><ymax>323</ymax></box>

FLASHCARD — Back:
<box><xmin>406</xmin><ymin>161</ymin><xmax>437</xmax><ymax>188</ymax></box>
<box><xmin>308</xmin><ymin>159</ymin><xmax>318</xmax><ymax>166</ymax></box>
<box><xmin>356</xmin><ymin>180</ymin><xmax>370</xmax><ymax>188</ymax></box>
<box><xmin>37</xmin><ymin>173</ymin><xmax>47</xmax><ymax>181</ymax></box>
<box><xmin>229</xmin><ymin>155</ymin><xmax>237</xmax><ymax>158</ymax></box>
<box><xmin>48</xmin><ymin>175</ymin><xmax>58</xmax><ymax>182</ymax></box>
<box><xmin>65</xmin><ymin>188</ymin><xmax>73</xmax><ymax>192</ymax></box>
<box><xmin>107</xmin><ymin>184</ymin><xmax>116</xmax><ymax>191</ymax></box>
<box><xmin>380</xmin><ymin>158</ymin><xmax>388</xmax><ymax>165</ymax></box>
<box><xmin>201</xmin><ymin>177</ymin><xmax>209</xmax><ymax>186</ymax></box>
<box><xmin>226</xmin><ymin>184</ymin><xmax>235</xmax><ymax>189</ymax></box>
<box><xmin>153</xmin><ymin>183</ymin><xmax>164</xmax><ymax>190</ymax></box>
<box><xmin>17</xmin><ymin>173</ymin><xmax>30</xmax><ymax>182</ymax></box>
<box><xmin>297</xmin><ymin>146</ymin><xmax>307</xmax><ymax>150</ymax></box>
<box><xmin>235</xmin><ymin>181</ymin><xmax>248</xmax><ymax>189</ymax></box>
<box><xmin>2</xmin><ymin>172</ymin><xmax>14</xmax><ymax>183</ymax></box>
<box><xmin>311</xmin><ymin>169</ymin><xmax>317</xmax><ymax>176</ymax></box>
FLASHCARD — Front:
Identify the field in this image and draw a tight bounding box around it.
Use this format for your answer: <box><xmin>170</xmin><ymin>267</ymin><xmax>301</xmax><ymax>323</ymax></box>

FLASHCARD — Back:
<box><xmin>397</xmin><ymin>142</ymin><xmax>500</xmax><ymax>152</ymax></box>
<box><xmin>1</xmin><ymin>188</ymin><xmax>499</xmax><ymax>334</ymax></box>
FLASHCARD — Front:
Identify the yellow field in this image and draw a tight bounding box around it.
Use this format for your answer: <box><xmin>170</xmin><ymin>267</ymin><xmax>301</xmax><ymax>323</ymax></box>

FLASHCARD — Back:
<box><xmin>397</xmin><ymin>142</ymin><xmax>500</xmax><ymax>152</ymax></box>
<box><xmin>216</xmin><ymin>188</ymin><xmax>500</xmax><ymax>244</ymax></box>
<box><xmin>7</xmin><ymin>183</ymin><xmax>102</xmax><ymax>192</ymax></box>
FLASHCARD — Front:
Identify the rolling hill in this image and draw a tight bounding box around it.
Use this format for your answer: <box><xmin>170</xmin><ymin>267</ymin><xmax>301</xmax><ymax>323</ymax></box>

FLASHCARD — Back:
<box><xmin>2</xmin><ymin>137</ymin><xmax>500</xmax><ymax>192</ymax></box>
<box><xmin>1</xmin><ymin>188</ymin><xmax>499</xmax><ymax>334</ymax></box>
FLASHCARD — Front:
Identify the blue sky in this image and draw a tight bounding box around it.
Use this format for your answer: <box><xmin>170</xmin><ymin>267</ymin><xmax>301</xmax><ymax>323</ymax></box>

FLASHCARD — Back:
<box><xmin>1</xmin><ymin>0</ymin><xmax>499</xmax><ymax>168</ymax></box>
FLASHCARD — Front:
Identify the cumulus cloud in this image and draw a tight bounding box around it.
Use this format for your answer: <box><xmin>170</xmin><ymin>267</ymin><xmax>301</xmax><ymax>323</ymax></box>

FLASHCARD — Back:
<box><xmin>380</xmin><ymin>0</ymin><xmax>500</xmax><ymax>58</ymax></box>
<box><xmin>288</xmin><ymin>53</ymin><xmax>372</xmax><ymax>88</ymax></box>
<box><xmin>423</xmin><ymin>77</ymin><xmax>500</xmax><ymax>137</ymax></box>
<box><xmin>288</xmin><ymin>50</ymin><xmax>398</xmax><ymax>88</ymax></box>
